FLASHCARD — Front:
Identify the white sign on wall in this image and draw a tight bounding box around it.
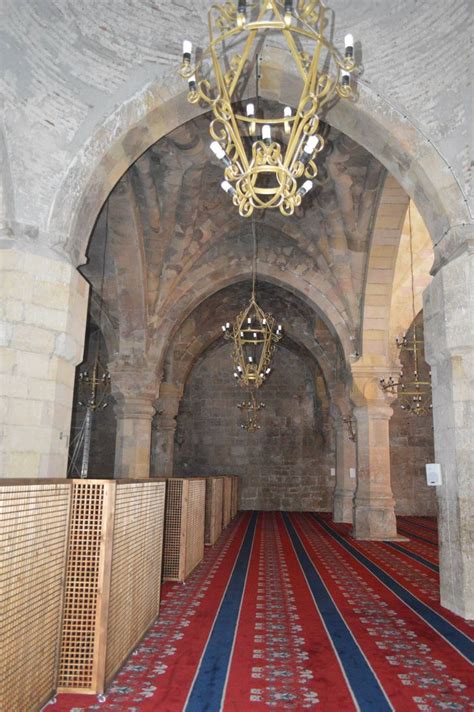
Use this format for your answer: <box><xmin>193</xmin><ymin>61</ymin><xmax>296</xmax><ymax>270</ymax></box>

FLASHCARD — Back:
<box><xmin>349</xmin><ymin>468</ymin><xmax>356</xmax><ymax>479</ymax></box>
<box><xmin>426</xmin><ymin>463</ymin><xmax>442</xmax><ymax>486</ymax></box>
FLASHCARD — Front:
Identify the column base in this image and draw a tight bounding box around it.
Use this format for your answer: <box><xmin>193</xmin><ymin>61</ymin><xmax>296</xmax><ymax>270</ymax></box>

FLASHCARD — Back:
<box><xmin>333</xmin><ymin>491</ymin><xmax>354</xmax><ymax>524</ymax></box>
<box><xmin>352</xmin><ymin>501</ymin><xmax>401</xmax><ymax>540</ymax></box>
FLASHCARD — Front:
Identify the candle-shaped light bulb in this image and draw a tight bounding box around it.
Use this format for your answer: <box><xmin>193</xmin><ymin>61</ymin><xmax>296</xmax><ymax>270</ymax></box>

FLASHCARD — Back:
<box><xmin>344</xmin><ymin>33</ymin><xmax>354</xmax><ymax>58</ymax></box>
<box><xmin>247</xmin><ymin>317</ymin><xmax>252</xmax><ymax>324</ymax></box>
<box><xmin>221</xmin><ymin>325</ymin><xmax>226</xmax><ymax>332</ymax></box>
<box><xmin>210</xmin><ymin>141</ymin><xmax>225</xmax><ymax>160</ymax></box>
<box><xmin>283</xmin><ymin>106</ymin><xmax>292</xmax><ymax>134</ymax></box>
<box><xmin>262</xmin><ymin>124</ymin><xmax>272</xmax><ymax>143</ymax></box>
<box><xmin>221</xmin><ymin>180</ymin><xmax>236</xmax><ymax>197</ymax></box>
<box><xmin>182</xmin><ymin>40</ymin><xmax>192</xmax><ymax>60</ymax></box>
<box><xmin>304</xmin><ymin>135</ymin><xmax>319</xmax><ymax>155</ymax></box>
<box><xmin>226</xmin><ymin>322</ymin><xmax>230</xmax><ymax>329</ymax></box>
<box><xmin>341</xmin><ymin>71</ymin><xmax>351</xmax><ymax>87</ymax></box>
<box><xmin>188</xmin><ymin>74</ymin><xmax>197</xmax><ymax>91</ymax></box>
<box><xmin>246</xmin><ymin>102</ymin><xmax>256</xmax><ymax>136</ymax></box>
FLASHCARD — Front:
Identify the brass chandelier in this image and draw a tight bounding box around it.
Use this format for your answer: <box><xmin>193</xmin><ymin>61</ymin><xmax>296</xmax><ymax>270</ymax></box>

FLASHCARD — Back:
<box><xmin>221</xmin><ymin>221</ymin><xmax>282</xmax><ymax>388</ymax></box>
<box><xmin>238</xmin><ymin>393</ymin><xmax>266</xmax><ymax>432</ymax></box>
<box><xmin>380</xmin><ymin>205</ymin><xmax>432</xmax><ymax>417</ymax></box>
<box><xmin>179</xmin><ymin>0</ymin><xmax>355</xmax><ymax>217</ymax></box>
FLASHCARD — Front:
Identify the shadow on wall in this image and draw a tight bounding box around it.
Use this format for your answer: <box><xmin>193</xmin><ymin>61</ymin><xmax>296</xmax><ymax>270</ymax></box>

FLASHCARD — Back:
<box><xmin>389</xmin><ymin>312</ymin><xmax>437</xmax><ymax>516</ymax></box>
<box><xmin>173</xmin><ymin>343</ymin><xmax>334</xmax><ymax>511</ymax></box>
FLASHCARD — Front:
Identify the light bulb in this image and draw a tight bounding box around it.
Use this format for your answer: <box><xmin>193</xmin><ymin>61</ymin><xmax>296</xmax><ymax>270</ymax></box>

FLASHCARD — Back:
<box><xmin>247</xmin><ymin>317</ymin><xmax>252</xmax><ymax>324</ymax></box>
<box><xmin>341</xmin><ymin>71</ymin><xmax>351</xmax><ymax>87</ymax></box>
<box><xmin>284</xmin><ymin>106</ymin><xmax>292</xmax><ymax>117</ymax></box>
<box><xmin>221</xmin><ymin>180</ymin><xmax>236</xmax><ymax>197</ymax></box>
<box><xmin>304</xmin><ymin>135</ymin><xmax>319</xmax><ymax>154</ymax></box>
<box><xmin>262</xmin><ymin>124</ymin><xmax>272</xmax><ymax>142</ymax></box>
<box><xmin>265</xmin><ymin>368</ymin><xmax>271</xmax><ymax>374</ymax></box>
<box><xmin>246</xmin><ymin>103</ymin><xmax>255</xmax><ymax>116</ymax></box>
<box><xmin>221</xmin><ymin>325</ymin><xmax>226</xmax><ymax>332</ymax></box>
<box><xmin>182</xmin><ymin>40</ymin><xmax>192</xmax><ymax>56</ymax></box>
<box><xmin>226</xmin><ymin>322</ymin><xmax>230</xmax><ymax>329</ymax></box>
<box><xmin>297</xmin><ymin>180</ymin><xmax>313</xmax><ymax>197</ymax></box>
<box><xmin>248</xmin><ymin>356</ymin><xmax>253</xmax><ymax>363</ymax></box>
<box><xmin>344</xmin><ymin>34</ymin><xmax>354</xmax><ymax>49</ymax></box>
<box><xmin>210</xmin><ymin>141</ymin><xmax>225</xmax><ymax>160</ymax></box>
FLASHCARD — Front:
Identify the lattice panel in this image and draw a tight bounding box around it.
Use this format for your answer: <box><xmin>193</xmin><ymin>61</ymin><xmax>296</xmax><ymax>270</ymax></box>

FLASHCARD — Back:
<box><xmin>58</xmin><ymin>480</ymin><xmax>111</xmax><ymax>693</ymax></box>
<box><xmin>205</xmin><ymin>477</ymin><xmax>224</xmax><ymax>546</ymax></box>
<box><xmin>222</xmin><ymin>476</ymin><xmax>233</xmax><ymax>528</ymax></box>
<box><xmin>0</xmin><ymin>480</ymin><xmax>71</xmax><ymax>712</ymax></box>
<box><xmin>184</xmin><ymin>479</ymin><xmax>205</xmax><ymax>578</ymax></box>
<box><xmin>231</xmin><ymin>476</ymin><xmax>239</xmax><ymax>519</ymax></box>
<box><xmin>163</xmin><ymin>479</ymin><xmax>205</xmax><ymax>582</ymax></box>
<box><xmin>105</xmin><ymin>481</ymin><xmax>166</xmax><ymax>686</ymax></box>
<box><xmin>162</xmin><ymin>479</ymin><xmax>184</xmax><ymax>580</ymax></box>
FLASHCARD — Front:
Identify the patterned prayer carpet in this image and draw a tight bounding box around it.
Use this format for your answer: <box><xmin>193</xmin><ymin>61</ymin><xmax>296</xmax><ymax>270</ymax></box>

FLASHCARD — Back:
<box><xmin>50</xmin><ymin>513</ymin><xmax>474</xmax><ymax>712</ymax></box>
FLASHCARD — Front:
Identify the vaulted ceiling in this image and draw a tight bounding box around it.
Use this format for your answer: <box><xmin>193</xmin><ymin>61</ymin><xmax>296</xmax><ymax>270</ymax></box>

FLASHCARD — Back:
<box><xmin>83</xmin><ymin>108</ymin><xmax>387</xmax><ymax>392</ymax></box>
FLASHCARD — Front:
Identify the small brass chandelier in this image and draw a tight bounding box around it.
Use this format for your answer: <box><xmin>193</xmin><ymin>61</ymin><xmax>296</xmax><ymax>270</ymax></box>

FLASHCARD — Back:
<box><xmin>179</xmin><ymin>0</ymin><xmax>355</xmax><ymax>217</ymax></box>
<box><xmin>380</xmin><ymin>204</ymin><xmax>432</xmax><ymax>417</ymax></box>
<box><xmin>222</xmin><ymin>221</ymin><xmax>282</xmax><ymax>387</ymax></box>
<box><xmin>238</xmin><ymin>393</ymin><xmax>266</xmax><ymax>432</ymax></box>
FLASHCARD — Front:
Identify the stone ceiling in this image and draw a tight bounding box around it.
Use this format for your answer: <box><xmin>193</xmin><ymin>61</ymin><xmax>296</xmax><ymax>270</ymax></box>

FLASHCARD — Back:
<box><xmin>82</xmin><ymin>110</ymin><xmax>386</xmax><ymax>389</ymax></box>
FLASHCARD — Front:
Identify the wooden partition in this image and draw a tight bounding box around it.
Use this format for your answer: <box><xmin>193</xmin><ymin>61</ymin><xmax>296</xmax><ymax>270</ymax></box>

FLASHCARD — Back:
<box><xmin>58</xmin><ymin>479</ymin><xmax>166</xmax><ymax>695</ymax></box>
<box><xmin>222</xmin><ymin>476</ymin><xmax>233</xmax><ymax>529</ymax></box>
<box><xmin>204</xmin><ymin>477</ymin><xmax>224</xmax><ymax>546</ymax></box>
<box><xmin>0</xmin><ymin>479</ymin><xmax>72</xmax><ymax>712</ymax></box>
<box><xmin>231</xmin><ymin>475</ymin><xmax>239</xmax><ymax>519</ymax></box>
<box><xmin>162</xmin><ymin>478</ymin><xmax>206</xmax><ymax>581</ymax></box>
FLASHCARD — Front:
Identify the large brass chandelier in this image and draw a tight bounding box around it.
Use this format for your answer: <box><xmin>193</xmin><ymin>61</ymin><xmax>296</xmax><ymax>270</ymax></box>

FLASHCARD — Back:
<box><xmin>380</xmin><ymin>205</ymin><xmax>432</xmax><ymax>417</ymax></box>
<box><xmin>221</xmin><ymin>222</ymin><xmax>282</xmax><ymax>388</ymax></box>
<box><xmin>179</xmin><ymin>0</ymin><xmax>355</xmax><ymax>217</ymax></box>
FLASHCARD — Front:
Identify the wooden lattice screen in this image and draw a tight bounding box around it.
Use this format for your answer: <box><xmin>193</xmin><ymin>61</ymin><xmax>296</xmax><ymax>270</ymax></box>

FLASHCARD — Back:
<box><xmin>0</xmin><ymin>480</ymin><xmax>72</xmax><ymax>712</ymax></box>
<box><xmin>231</xmin><ymin>475</ymin><xmax>239</xmax><ymax>519</ymax></box>
<box><xmin>58</xmin><ymin>479</ymin><xmax>166</xmax><ymax>695</ymax></box>
<box><xmin>162</xmin><ymin>478</ymin><xmax>205</xmax><ymax>582</ymax></box>
<box><xmin>204</xmin><ymin>477</ymin><xmax>224</xmax><ymax>546</ymax></box>
<box><xmin>105</xmin><ymin>481</ymin><xmax>166</xmax><ymax>687</ymax></box>
<box><xmin>222</xmin><ymin>476</ymin><xmax>233</xmax><ymax>529</ymax></box>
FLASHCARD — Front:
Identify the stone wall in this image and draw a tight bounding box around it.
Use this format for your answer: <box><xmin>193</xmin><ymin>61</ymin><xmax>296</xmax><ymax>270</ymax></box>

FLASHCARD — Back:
<box><xmin>389</xmin><ymin>314</ymin><xmax>437</xmax><ymax>516</ymax></box>
<box><xmin>173</xmin><ymin>343</ymin><xmax>334</xmax><ymax>511</ymax></box>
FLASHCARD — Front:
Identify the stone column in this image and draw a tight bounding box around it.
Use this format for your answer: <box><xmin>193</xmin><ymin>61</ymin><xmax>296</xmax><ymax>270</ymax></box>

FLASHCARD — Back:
<box><xmin>0</xmin><ymin>243</ymin><xmax>88</xmax><ymax>477</ymax></box>
<box><xmin>332</xmin><ymin>413</ymin><xmax>357</xmax><ymax>523</ymax></box>
<box><xmin>152</xmin><ymin>382</ymin><xmax>183</xmax><ymax>477</ymax></box>
<box><xmin>424</xmin><ymin>230</ymin><xmax>473</xmax><ymax>619</ymax></box>
<box><xmin>351</xmin><ymin>365</ymin><xmax>399</xmax><ymax>540</ymax></box>
<box><xmin>109</xmin><ymin>358</ymin><xmax>157</xmax><ymax>479</ymax></box>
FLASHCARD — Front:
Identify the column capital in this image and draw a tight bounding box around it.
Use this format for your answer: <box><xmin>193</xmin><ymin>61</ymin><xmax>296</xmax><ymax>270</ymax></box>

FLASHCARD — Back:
<box><xmin>114</xmin><ymin>395</ymin><xmax>155</xmax><ymax>420</ymax></box>
<box><xmin>350</xmin><ymin>361</ymin><xmax>397</xmax><ymax>410</ymax></box>
<box><xmin>109</xmin><ymin>355</ymin><xmax>158</xmax><ymax>402</ymax></box>
<box><xmin>431</xmin><ymin>222</ymin><xmax>474</xmax><ymax>275</ymax></box>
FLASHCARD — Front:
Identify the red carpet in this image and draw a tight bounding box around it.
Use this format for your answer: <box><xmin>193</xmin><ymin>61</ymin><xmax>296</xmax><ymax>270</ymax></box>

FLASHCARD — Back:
<box><xmin>50</xmin><ymin>513</ymin><xmax>473</xmax><ymax>712</ymax></box>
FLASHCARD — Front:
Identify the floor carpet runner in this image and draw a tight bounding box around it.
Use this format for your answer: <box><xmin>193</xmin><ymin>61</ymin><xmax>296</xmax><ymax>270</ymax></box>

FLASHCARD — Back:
<box><xmin>50</xmin><ymin>513</ymin><xmax>473</xmax><ymax>712</ymax></box>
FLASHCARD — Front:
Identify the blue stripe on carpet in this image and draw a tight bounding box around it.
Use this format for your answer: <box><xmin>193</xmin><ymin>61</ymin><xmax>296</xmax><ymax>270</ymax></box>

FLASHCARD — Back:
<box><xmin>398</xmin><ymin>516</ymin><xmax>438</xmax><ymax>533</ymax></box>
<box><xmin>184</xmin><ymin>511</ymin><xmax>258</xmax><ymax>712</ymax></box>
<box><xmin>385</xmin><ymin>541</ymin><xmax>439</xmax><ymax>573</ymax></box>
<box><xmin>283</xmin><ymin>512</ymin><xmax>393</xmax><ymax>711</ymax></box>
<box><xmin>312</xmin><ymin>514</ymin><xmax>474</xmax><ymax>663</ymax></box>
<box><xmin>396</xmin><ymin>526</ymin><xmax>437</xmax><ymax>545</ymax></box>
